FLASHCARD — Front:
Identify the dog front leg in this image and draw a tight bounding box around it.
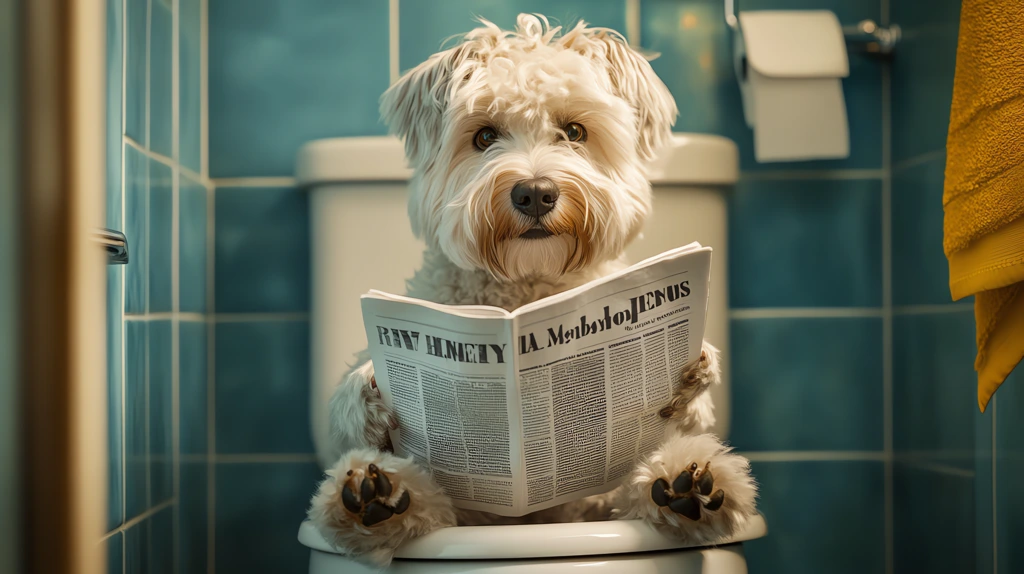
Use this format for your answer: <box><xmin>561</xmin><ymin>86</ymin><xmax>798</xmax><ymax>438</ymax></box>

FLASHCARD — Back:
<box><xmin>326</xmin><ymin>358</ymin><xmax>397</xmax><ymax>463</ymax></box>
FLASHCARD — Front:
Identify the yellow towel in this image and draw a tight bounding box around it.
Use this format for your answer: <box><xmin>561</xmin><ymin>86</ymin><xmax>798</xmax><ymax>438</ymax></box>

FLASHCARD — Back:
<box><xmin>944</xmin><ymin>0</ymin><xmax>1024</xmax><ymax>411</ymax></box>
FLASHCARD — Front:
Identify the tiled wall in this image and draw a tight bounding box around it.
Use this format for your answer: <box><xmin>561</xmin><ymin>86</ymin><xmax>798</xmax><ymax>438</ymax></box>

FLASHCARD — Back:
<box><xmin>890</xmin><ymin>1</ymin><xmax>1024</xmax><ymax>573</ymax></box>
<box><xmin>103</xmin><ymin>0</ymin><xmax>212</xmax><ymax>572</ymax></box>
<box><xmin>0</xmin><ymin>0</ymin><xmax>17</xmax><ymax>568</ymax></box>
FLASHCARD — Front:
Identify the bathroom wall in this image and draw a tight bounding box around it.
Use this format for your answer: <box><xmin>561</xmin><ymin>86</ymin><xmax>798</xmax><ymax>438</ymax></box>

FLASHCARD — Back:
<box><xmin>890</xmin><ymin>1</ymin><xmax>1024</xmax><ymax>573</ymax></box>
<box><xmin>102</xmin><ymin>0</ymin><xmax>212</xmax><ymax>572</ymax></box>
<box><xmin>201</xmin><ymin>1</ymin><xmax>901</xmax><ymax>572</ymax></box>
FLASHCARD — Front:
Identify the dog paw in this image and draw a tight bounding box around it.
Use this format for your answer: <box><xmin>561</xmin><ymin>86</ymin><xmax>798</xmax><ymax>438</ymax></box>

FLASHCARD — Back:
<box><xmin>341</xmin><ymin>464</ymin><xmax>411</xmax><ymax>527</ymax></box>
<box><xmin>650</xmin><ymin>461</ymin><xmax>726</xmax><ymax>521</ymax></box>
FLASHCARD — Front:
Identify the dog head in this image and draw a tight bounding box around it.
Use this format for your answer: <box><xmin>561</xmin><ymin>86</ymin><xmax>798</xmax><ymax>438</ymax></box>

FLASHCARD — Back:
<box><xmin>381</xmin><ymin>14</ymin><xmax>677</xmax><ymax>282</ymax></box>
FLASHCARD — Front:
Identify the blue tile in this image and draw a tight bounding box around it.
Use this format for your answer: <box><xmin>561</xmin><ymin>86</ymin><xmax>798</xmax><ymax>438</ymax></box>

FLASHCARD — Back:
<box><xmin>148</xmin><ymin>507</ymin><xmax>174</xmax><ymax>574</ymax></box>
<box><xmin>208</xmin><ymin>0</ymin><xmax>390</xmax><ymax>177</ymax></box>
<box><xmin>641</xmin><ymin>0</ymin><xmax>881</xmax><ymax>171</ymax></box>
<box><xmin>892</xmin><ymin>0</ymin><xmax>961</xmax><ymax>163</ymax></box>
<box><xmin>107</xmin><ymin>265</ymin><xmax>123</xmax><ymax>530</ymax></box>
<box><xmin>744</xmin><ymin>460</ymin><xmax>885</xmax><ymax>574</ymax></box>
<box><xmin>215</xmin><ymin>462</ymin><xmax>322</xmax><ymax>574</ymax></box>
<box><xmin>149</xmin><ymin>320</ymin><xmax>173</xmax><ymax>505</ymax></box>
<box><xmin>107</xmin><ymin>531</ymin><xmax>123</xmax><ymax>574</ymax></box>
<box><xmin>180</xmin><ymin>0</ymin><xmax>202</xmax><ymax>173</ymax></box>
<box><xmin>400</xmin><ymin>0</ymin><xmax>627</xmax><ymax>71</ymax></box>
<box><xmin>893</xmin><ymin>464</ymin><xmax>974</xmax><ymax>574</ymax></box>
<box><xmin>125</xmin><ymin>145</ymin><xmax>148</xmax><ymax>314</ymax></box>
<box><xmin>893</xmin><ymin>311</ymin><xmax>976</xmax><ymax>466</ymax></box>
<box><xmin>214</xmin><ymin>187</ymin><xmax>309</xmax><ymax>313</ymax></box>
<box><xmin>215</xmin><ymin>321</ymin><xmax>313</xmax><ymax>454</ymax></box>
<box><xmin>124</xmin><ymin>518</ymin><xmax>147</xmax><ymax>574</ymax></box>
<box><xmin>995</xmin><ymin>368</ymin><xmax>1024</xmax><ymax>573</ymax></box>
<box><xmin>125</xmin><ymin>0</ymin><xmax>146</xmax><ymax>144</ymax></box>
<box><xmin>179</xmin><ymin>175</ymin><xmax>207</xmax><ymax>313</ymax></box>
<box><xmin>105</xmin><ymin>0</ymin><xmax>123</xmax><ymax>230</ymax></box>
<box><xmin>149</xmin><ymin>160</ymin><xmax>173</xmax><ymax>313</ymax></box>
<box><xmin>180</xmin><ymin>320</ymin><xmax>207</xmax><ymax>455</ymax></box>
<box><xmin>892</xmin><ymin>156</ymin><xmax>956</xmax><ymax>306</ymax></box>
<box><xmin>731</xmin><ymin>317</ymin><xmax>883</xmax><ymax>451</ymax></box>
<box><xmin>180</xmin><ymin>462</ymin><xmax>208</xmax><ymax>574</ymax></box>
<box><xmin>150</xmin><ymin>0</ymin><xmax>172</xmax><ymax>157</ymax></box>
<box><xmin>976</xmin><ymin>404</ymin><xmax>994</xmax><ymax>574</ymax></box>
<box><xmin>125</xmin><ymin>321</ymin><xmax>147</xmax><ymax>518</ymax></box>
<box><xmin>729</xmin><ymin>178</ymin><xmax>882</xmax><ymax>308</ymax></box>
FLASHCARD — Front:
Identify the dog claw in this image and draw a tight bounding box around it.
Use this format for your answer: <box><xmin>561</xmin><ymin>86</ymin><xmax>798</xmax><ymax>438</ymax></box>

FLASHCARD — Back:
<box><xmin>394</xmin><ymin>490</ymin><xmax>411</xmax><ymax>515</ymax></box>
<box><xmin>672</xmin><ymin>468</ymin><xmax>693</xmax><ymax>494</ymax></box>
<box><xmin>360</xmin><ymin>476</ymin><xmax>376</xmax><ymax>502</ymax></box>
<box><xmin>362</xmin><ymin>501</ymin><xmax>394</xmax><ymax>527</ymax></box>
<box><xmin>372</xmin><ymin>465</ymin><xmax>393</xmax><ymax>498</ymax></box>
<box><xmin>668</xmin><ymin>494</ymin><xmax>702</xmax><ymax>521</ymax></box>
<box><xmin>651</xmin><ymin>479</ymin><xmax>672</xmax><ymax>507</ymax></box>
<box><xmin>341</xmin><ymin>481</ymin><xmax>362</xmax><ymax>514</ymax></box>
<box><xmin>704</xmin><ymin>489</ymin><xmax>725</xmax><ymax>511</ymax></box>
<box><xmin>695</xmin><ymin>463</ymin><xmax>714</xmax><ymax>496</ymax></box>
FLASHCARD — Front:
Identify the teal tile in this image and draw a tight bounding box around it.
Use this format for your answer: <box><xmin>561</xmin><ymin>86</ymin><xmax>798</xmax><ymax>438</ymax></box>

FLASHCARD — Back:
<box><xmin>215</xmin><ymin>462</ymin><xmax>322</xmax><ymax>574</ymax></box>
<box><xmin>641</xmin><ymin>0</ymin><xmax>881</xmax><ymax>171</ymax></box>
<box><xmin>180</xmin><ymin>0</ymin><xmax>202</xmax><ymax>172</ymax></box>
<box><xmin>894</xmin><ymin>464</ymin><xmax>974</xmax><ymax>573</ymax></box>
<box><xmin>125</xmin><ymin>507</ymin><xmax>173</xmax><ymax>574</ymax></box>
<box><xmin>107</xmin><ymin>531</ymin><xmax>123</xmax><ymax>574</ymax></box>
<box><xmin>745</xmin><ymin>461</ymin><xmax>885</xmax><ymax>574</ymax></box>
<box><xmin>179</xmin><ymin>320</ymin><xmax>207</xmax><ymax>455</ymax></box>
<box><xmin>106</xmin><ymin>267</ymin><xmax>123</xmax><ymax>531</ymax></box>
<box><xmin>149</xmin><ymin>160</ymin><xmax>173</xmax><ymax>313</ymax></box>
<box><xmin>892</xmin><ymin>0</ymin><xmax>961</xmax><ymax>162</ymax></box>
<box><xmin>731</xmin><ymin>317</ymin><xmax>884</xmax><ymax>451</ymax></box>
<box><xmin>126</xmin><ymin>0</ymin><xmax>146</xmax><ymax>144</ymax></box>
<box><xmin>180</xmin><ymin>462</ymin><xmax>208</xmax><ymax>574</ymax></box>
<box><xmin>124</xmin><ymin>517</ymin><xmax>147</xmax><ymax>574</ymax></box>
<box><xmin>150</xmin><ymin>0</ymin><xmax>172</xmax><ymax>157</ymax></box>
<box><xmin>149</xmin><ymin>320</ymin><xmax>173</xmax><ymax>505</ymax></box>
<box><xmin>125</xmin><ymin>145</ymin><xmax>148</xmax><ymax>314</ymax></box>
<box><xmin>105</xmin><ymin>0</ymin><xmax>123</xmax><ymax>230</ymax></box>
<box><xmin>729</xmin><ymin>178</ymin><xmax>882</xmax><ymax>308</ymax></box>
<box><xmin>179</xmin><ymin>175</ymin><xmax>207</xmax><ymax>313</ymax></box>
<box><xmin>215</xmin><ymin>321</ymin><xmax>312</xmax><ymax>454</ymax></box>
<box><xmin>208</xmin><ymin>0</ymin><xmax>390</xmax><ymax>177</ymax></box>
<box><xmin>214</xmin><ymin>187</ymin><xmax>309</xmax><ymax>313</ymax></box>
<box><xmin>892</xmin><ymin>156</ymin><xmax>956</xmax><ymax>305</ymax></box>
<box><xmin>976</xmin><ymin>404</ymin><xmax>994</xmax><ymax>574</ymax></box>
<box><xmin>400</xmin><ymin>0</ymin><xmax>627</xmax><ymax>71</ymax></box>
<box><xmin>125</xmin><ymin>321</ymin><xmax>147</xmax><ymax>518</ymax></box>
<box><xmin>893</xmin><ymin>311</ymin><xmax>976</xmax><ymax>467</ymax></box>
<box><xmin>995</xmin><ymin>368</ymin><xmax>1024</xmax><ymax>572</ymax></box>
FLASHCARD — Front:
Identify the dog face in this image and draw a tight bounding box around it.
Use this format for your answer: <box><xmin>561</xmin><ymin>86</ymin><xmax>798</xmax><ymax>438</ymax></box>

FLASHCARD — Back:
<box><xmin>381</xmin><ymin>14</ymin><xmax>677</xmax><ymax>282</ymax></box>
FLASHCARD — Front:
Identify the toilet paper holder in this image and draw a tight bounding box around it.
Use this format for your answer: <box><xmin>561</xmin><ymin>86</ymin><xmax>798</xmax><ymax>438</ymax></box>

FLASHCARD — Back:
<box><xmin>725</xmin><ymin>0</ymin><xmax>900</xmax><ymax>56</ymax></box>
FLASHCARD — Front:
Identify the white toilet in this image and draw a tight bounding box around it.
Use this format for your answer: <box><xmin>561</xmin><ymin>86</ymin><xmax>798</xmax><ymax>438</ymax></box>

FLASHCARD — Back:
<box><xmin>294</xmin><ymin>134</ymin><xmax>766</xmax><ymax>573</ymax></box>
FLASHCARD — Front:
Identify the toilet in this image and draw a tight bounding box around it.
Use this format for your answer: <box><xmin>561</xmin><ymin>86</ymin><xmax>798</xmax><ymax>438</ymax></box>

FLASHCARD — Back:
<box><xmin>294</xmin><ymin>134</ymin><xmax>766</xmax><ymax>573</ymax></box>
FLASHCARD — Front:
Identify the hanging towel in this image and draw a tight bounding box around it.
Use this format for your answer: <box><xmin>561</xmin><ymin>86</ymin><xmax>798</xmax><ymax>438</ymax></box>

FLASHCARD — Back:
<box><xmin>943</xmin><ymin>0</ymin><xmax>1024</xmax><ymax>411</ymax></box>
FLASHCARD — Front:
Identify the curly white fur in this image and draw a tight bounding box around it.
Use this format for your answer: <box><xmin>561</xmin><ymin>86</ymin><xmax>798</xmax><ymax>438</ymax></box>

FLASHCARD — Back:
<box><xmin>308</xmin><ymin>14</ymin><xmax>757</xmax><ymax>566</ymax></box>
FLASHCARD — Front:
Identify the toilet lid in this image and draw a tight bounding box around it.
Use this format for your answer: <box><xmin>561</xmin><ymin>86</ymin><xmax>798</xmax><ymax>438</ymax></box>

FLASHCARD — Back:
<box><xmin>297</xmin><ymin>513</ymin><xmax>767</xmax><ymax>560</ymax></box>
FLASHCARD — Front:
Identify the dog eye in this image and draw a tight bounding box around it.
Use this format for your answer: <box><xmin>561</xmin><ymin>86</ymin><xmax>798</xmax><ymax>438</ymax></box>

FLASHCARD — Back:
<box><xmin>564</xmin><ymin>122</ymin><xmax>587</xmax><ymax>142</ymax></box>
<box><xmin>474</xmin><ymin>127</ymin><xmax>499</xmax><ymax>150</ymax></box>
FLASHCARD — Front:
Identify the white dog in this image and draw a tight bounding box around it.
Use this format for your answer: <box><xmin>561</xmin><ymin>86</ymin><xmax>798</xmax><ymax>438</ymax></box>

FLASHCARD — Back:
<box><xmin>308</xmin><ymin>14</ymin><xmax>758</xmax><ymax>566</ymax></box>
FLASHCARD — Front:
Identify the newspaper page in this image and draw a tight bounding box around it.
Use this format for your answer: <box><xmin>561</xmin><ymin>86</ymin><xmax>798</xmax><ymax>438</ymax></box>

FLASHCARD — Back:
<box><xmin>509</xmin><ymin>245</ymin><xmax>711</xmax><ymax>514</ymax></box>
<box><xmin>360</xmin><ymin>243</ymin><xmax>711</xmax><ymax>516</ymax></box>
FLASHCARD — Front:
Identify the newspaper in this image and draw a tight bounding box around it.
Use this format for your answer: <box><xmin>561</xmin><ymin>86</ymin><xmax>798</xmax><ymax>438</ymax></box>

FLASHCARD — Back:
<box><xmin>361</xmin><ymin>242</ymin><xmax>712</xmax><ymax>516</ymax></box>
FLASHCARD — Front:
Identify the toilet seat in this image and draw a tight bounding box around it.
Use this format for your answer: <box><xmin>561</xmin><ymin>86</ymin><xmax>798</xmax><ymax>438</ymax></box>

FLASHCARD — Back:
<box><xmin>298</xmin><ymin>513</ymin><xmax>767</xmax><ymax>561</ymax></box>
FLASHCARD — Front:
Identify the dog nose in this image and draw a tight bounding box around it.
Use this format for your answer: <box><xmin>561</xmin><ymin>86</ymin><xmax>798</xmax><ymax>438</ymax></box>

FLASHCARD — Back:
<box><xmin>511</xmin><ymin>178</ymin><xmax>559</xmax><ymax>218</ymax></box>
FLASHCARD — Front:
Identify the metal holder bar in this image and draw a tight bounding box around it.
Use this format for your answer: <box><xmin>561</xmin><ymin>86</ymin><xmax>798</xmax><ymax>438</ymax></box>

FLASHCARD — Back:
<box><xmin>93</xmin><ymin>228</ymin><xmax>129</xmax><ymax>264</ymax></box>
<box><xmin>726</xmin><ymin>0</ymin><xmax>900</xmax><ymax>56</ymax></box>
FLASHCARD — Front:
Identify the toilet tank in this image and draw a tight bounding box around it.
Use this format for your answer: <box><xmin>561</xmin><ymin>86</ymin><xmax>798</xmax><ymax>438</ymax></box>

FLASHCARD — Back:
<box><xmin>296</xmin><ymin>135</ymin><xmax>738</xmax><ymax>467</ymax></box>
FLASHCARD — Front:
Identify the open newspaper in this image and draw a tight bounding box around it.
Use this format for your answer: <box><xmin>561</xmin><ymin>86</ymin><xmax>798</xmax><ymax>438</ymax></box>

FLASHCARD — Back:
<box><xmin>361</xmin><ymin>242</ymin><xmax>712</xmax><ymax>516</ymax></box>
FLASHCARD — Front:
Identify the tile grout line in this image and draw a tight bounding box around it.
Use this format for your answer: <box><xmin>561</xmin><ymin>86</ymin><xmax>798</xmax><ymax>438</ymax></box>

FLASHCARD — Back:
<box><xmin>742</xmin><ymin>451</ymin><xmax>887</xmax><ymax>462</ymax></box>
<box><xmin>205</xmin><ymin>81</ymin><xmax>217</xmax><ymax>573</ymax></box>
<box><xmin>892</xmin><ymin>149</ymin><xmax>945</xmax><ymax>173</ymax></box>
<box><xmin>212</xmin><ymin>312</ymin><xmax>310</xmax><ymax>323</ymax></box>
<box><xmin>200</xmin><ymin>0</ymin><xmax>208</xmax><ymax>179</ymax></box>
<box><xmin>389</xmin><ymin>0</ymin><xmax>399</xmax><ymax>84</ymax></box>
<box><xmin>211</xmin><ymin>176</ymin><xmax>298</xmax><ymax>188</ymax></box>
<box><xmin>119</xmin><ymin>3</ymin><xmax>128</xmax><ymax>567</ymax></box>
<box><xmin>124</xmin><ymin>134</ymin><xmax>209</xmax><ymax>187</ymax></box>
<box><xmin>125</xmin><ymin>311</ymin><xmax>206</xmax><ymax>321</ymax></box>
<box><xmin>730</xmin><ymin>307</ymin><xmax>884</xmax><ymax>319</ymax></box>
<box><xmin>891</xmin><ymin>303</ymin><xmax>974</xmax><ymax>315</ymax></box>
<box><xmin>171</xmin><ymin>1</ymin><xmax>181</xmax><ymax>572</ymax></box>
<box><xmin>625</xmin><ymin>0</ymin><xmax>640</xmax><ymax>47</ymax></box>
<box><xmin>881</xmin><ymin>56</ymin><xmax>894</xmax><ymax>574</ymax></box>
<box><xmin>145</xmin><ymin>0</ymin><xmax>151</xmax><ymax>150</ymax></box>
<box><xmin>739</xmin><ymin>168</ymin><xmax>886</xmax><ymax>181</ymax></box>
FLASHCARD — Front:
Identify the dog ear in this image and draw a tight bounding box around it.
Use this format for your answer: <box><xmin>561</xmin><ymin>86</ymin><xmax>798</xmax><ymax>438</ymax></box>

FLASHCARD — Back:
<box><xmin>380</xmin><ymin>46</ymin><xmax>470</xmax><ymax>167</ymax></box>
<box><xmin>571</xmin><ymin>32</ymin><xmax>678</xmax><ymax>162</ymax></box>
